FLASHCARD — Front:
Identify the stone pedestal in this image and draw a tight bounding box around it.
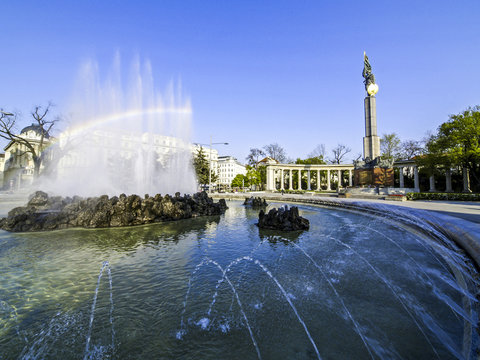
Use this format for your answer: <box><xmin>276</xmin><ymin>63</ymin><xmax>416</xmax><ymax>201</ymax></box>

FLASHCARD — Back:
<box><xmin>354</xmin><ymin>167</ymin><xmax>394</xmax><ymax>187</ymax></box>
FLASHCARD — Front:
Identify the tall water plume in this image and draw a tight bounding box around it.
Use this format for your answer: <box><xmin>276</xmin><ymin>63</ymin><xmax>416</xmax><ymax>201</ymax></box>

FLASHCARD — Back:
<box><xmin>41</xmin><ymin>54</ymin><xmax>197</xmax><ymax>197</ymax></box>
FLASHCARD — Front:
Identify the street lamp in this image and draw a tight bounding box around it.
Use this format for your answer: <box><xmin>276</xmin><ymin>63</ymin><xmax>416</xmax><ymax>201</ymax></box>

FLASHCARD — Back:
<box><xmin>194</xmin><ymin>137</ymin><xmax>228</xmax><ymax>193</ymax></box>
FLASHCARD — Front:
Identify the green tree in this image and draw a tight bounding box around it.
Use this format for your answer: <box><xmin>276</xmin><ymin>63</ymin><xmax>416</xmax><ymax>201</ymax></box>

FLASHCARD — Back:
<box><xmin>231</xmin><ymin>174</ymin><xmax>249</xmax><ymax>188</ymax></box>
<box><xmin>295</xmin><ymin>156</ymin><xmax>326</xmax><ymax>165</ymax></box>
<box><xmin>418</xmin><ymin>106</ymin><xmax>480</xmax><ymax>188</ymax></box>
<box><xmin>193</xmin><ymin>147</ymin><xmax>217</xmax><ymax>186</ymax></box>
<box><xmin>246</xmin><ymin>165</ymin><xmax>262</xmax><ymax>188</ymax></box>
<box><xmin>380</xmin><ymin>133</ymin><xmax>402</xmax><ymax>161</ymax></box>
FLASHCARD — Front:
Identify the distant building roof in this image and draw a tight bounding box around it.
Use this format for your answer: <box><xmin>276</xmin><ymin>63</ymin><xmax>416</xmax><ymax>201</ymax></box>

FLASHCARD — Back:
<box><xmin>20</xmin><ymin>124</ymin><xmax>50</xmax><ymax>138</ymax></box>
<box><xmin>257</xmin><ymin>156</ymin><xmax>279</xmax><ymax>165</ymax></box>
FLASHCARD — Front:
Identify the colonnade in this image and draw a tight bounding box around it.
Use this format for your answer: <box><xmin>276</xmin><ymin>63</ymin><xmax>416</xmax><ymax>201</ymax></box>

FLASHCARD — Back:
<box><xmin>395</xmin><ymin>163</ymin><xmax>472</xmax><ymax>193</ymax></box>
<box><xmin>265</xmin><ymin>164</ymin><xmax>354</xmax><ymax>192</ymax></box>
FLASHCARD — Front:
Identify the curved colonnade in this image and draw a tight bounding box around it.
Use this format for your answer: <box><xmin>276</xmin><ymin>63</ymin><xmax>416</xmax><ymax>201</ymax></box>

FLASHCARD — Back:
<box><xmin>265</xmin><ymin>164</ymin><xmax>354</xmax><ymax>192</ymax></box>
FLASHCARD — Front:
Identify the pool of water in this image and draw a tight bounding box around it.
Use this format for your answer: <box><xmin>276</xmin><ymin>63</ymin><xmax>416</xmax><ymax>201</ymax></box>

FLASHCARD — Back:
<box><xmin>0</xmin><ymin>200</ymin><xmax>478</xmax><ymax>359</ymax></box>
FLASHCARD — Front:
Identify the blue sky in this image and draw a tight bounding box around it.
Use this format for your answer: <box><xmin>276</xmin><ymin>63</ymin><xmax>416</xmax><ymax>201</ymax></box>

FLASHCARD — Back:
<box><xmin>1</xmin><ymin>1</ymin><xmax>479</xmax><ymax>163</ymax></box>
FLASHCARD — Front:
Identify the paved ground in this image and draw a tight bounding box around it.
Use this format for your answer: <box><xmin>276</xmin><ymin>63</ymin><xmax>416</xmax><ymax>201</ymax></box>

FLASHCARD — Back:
<box><xmin>218</xmin><ymin>191</ymin><xmax>480</xmax><ymax>224</ymax></box>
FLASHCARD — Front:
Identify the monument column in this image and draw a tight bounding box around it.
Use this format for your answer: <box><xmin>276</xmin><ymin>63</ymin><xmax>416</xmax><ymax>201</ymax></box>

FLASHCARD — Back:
<box><xmin>399</xmin><ymin>167</ymin><xmax>405</xmax><ymax>188</ymax></box>
<box><xmin>348</xmin><ymin>170</ymin><xmax>353</xmax><ymax>186</ymax></box>
<box><xmin>337</xmin><ymin>170</ymin><xmax>342</xmax><ymax>189</ymax></box>
<box><xmin>317</xmin><ymin>170</ymin><xmax>321</xmax><ymax>190</ymax></box>
<box><xmin>445</xmin><ymin>169</ymin><xmax>453</xmax><ymax>192</ymax></box>
<box><xmin>327</xmin><ymin>170</ymin><xmax>331</xmax><ymax>191</ymax></box>
<box><xmin>289</xmin><ymin>169</ymin><xmax>293</xmax><ymax>190</ymax></box>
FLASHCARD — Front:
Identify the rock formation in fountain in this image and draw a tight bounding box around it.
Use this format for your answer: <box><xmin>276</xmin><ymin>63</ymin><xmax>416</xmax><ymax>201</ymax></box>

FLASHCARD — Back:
<box><xmin>0</xmin><ymin>191</ymin><xmax>227</xmax><ymax>232</ymax></box>
<box><xmin>257</xmin><ymin>205</ymin><xmax>309</xmax><ymax>231</ymax></box>
<box><xmin>243</xmin><ymin>196</ymin><xmax>268</xmax><ymax>208</ymax></box>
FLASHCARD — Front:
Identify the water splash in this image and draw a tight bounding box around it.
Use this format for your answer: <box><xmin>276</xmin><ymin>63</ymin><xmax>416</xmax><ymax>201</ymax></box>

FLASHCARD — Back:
<box><xmin>84</xmin><ymin>261</ymin><xmax>115</xmax><ymax>360</ymax></box>
<box><xmin>38</xmin><ymin>55</ymin><xmax>197</xmax><ymax>197</ymax></box>
<box><xmin>177</xmin><ymin>257</ymin><xmax>261</xmax><ymax>360</ymax></box>
<box><xmin>287</xmin><ymin>241</ymin><xmax>374</xmax><ymax>359</ymax></box>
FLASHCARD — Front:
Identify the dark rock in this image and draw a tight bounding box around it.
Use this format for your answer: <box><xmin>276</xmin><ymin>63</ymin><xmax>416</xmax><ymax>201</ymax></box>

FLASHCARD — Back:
<box><xmin>0</xmin><ymin>191</ymin><xmax>228</xmax><ymax>232</ymax></box>
<box><xmin>257</xmin><ymin>205</ymin><xmax>309</xmax><ymax>231</ymax></box>
<box><xmin>244</xmin><ymin>196</ymin><xmax>268</xmax><ymax>208</ymax></box>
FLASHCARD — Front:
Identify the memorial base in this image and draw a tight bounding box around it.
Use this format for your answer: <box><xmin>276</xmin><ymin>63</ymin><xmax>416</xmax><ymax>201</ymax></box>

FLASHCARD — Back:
<box><xmin>354</xmin><ymin>167</ymin><xmax>394</xmax><ymax>187</ymax></box>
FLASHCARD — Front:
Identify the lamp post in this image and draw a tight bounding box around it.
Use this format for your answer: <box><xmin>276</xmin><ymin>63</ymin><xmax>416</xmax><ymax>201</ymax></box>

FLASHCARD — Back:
<box><xmin>194</xmin><ymin>137</ymin><xmax>228</xmax><ymax>193</ymax></box>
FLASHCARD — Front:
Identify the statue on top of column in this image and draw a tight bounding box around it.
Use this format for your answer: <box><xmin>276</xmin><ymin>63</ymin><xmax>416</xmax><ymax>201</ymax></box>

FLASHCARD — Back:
<box><xmin>362</xmin><ymin>52</ymin><xmax>379</xmax><ymax>96</ymax></box>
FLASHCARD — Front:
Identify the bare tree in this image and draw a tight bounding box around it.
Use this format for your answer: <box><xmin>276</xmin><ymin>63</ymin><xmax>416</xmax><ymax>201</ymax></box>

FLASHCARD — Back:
<box><xmin>329</xmin><ymin>144</ymin><xmax>351</xmax><ymax>164</ymax></box>
<box><xmin>0</xmin><ymin>103</ymin><xmax>59</xmax><ymax>178</ymax></box>
<box><xmin>263</xmin><ymin>143</ymin><xmax>287</xmax><ymax>163</ymax></box>
<box><xmin>399</xmin><ymin>140</ymin><xmax>423</xmax><ymax>160</ymax></box>
<box><xmin>307</xmin><ymin>144</ymin><xmax>326</xmax><ymax>159</ymax></box>
<box><xmin>245</xmin><ymin>148</ymin><xmax>265</xmax><ymax>167</ymax></box>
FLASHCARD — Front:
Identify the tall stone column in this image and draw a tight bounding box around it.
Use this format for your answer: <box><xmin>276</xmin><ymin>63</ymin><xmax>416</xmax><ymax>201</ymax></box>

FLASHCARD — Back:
<box><xmin>414</xmin><ymin>166</ymin><xmax>420</xmax><ymax>192</ymax></box>
<box><xmin>348</xmin><ymin>169</ymin><xmax>353</xmax><ymax>186</ymax></box>
<box><xmin>445</xmin><ymin>169</ymin><xmax>452</xmax><ymax>192</ymax></box>
<box><xmin>280</xmin><ymin>169</ymin><xmax>284</xmax><ymax>190</ymax></box>
<box><xmin>429</xmin><ymin>175</ymin><xmax>436</xmax><ymax>192</ymax></box>
<box><xmin>363</xmin><ymin>96</ymin><xmax>381</xmax><ymax>160</ymax></box>
<box><xmin>307</xmin><ymin>170</ymin><xmax>311</xmax><ymax>191</ymax></box>
<box><xmin>399</xmin><ymin>167</ymin><xmax>404</xmax><ymax>188</ymax></box>
<box><xmin>327</xmin><ymin>170</ymin><xmax>331</xmax><ymax>191</ymax></box>
<box><xmin>317</xmin><ymin>170</ymin><xmax>321</xmax><ymax>191</ymax></box>
<box><xmin>463</xmin><ymin>167</ymin><xmax>472</xmax><ymax>193</ymax></box>
<box><xmin>337</xmin><ymin>170</ymin><xmax>342</xmax><ymax>190</ymax></box>
<box><xmin>289</xmin><ymin>169</ymin><xmax>293</xmax><ymax>190</ymax></box>
<box><xmin>297</xmin><ymin>170</ymin><xmax>302</xmax><ymax>190</ymax></box>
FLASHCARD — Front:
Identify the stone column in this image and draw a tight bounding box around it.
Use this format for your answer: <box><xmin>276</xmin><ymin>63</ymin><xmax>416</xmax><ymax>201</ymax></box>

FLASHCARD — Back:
<box><xmin>317</xmin><ymin>170</ymin><xmax>321</xmax><ymax>190</ymax></box>
<box><xmin>307</xmin><ymin>170</ymin><xmax>311</xmax><ymax>190</ymax></box>
<box><xmin>280</xmin><ymin>169</ymin><xmax>284</xmax><ymax>190</ymax></box>
<box><xmin>463</xmin><ymin>167</ymin><xmax>472</xmax><ymax>193</ymax></box>
<box><xmin>289</xmin><ymin>169</ymin><xmax>293</xmax><ymax>190</ymax></box>
<box><xmin>266</xmin><ymin>167</ymin><xmax>273</xmax><ymax>191</ymax></box>
<box><xmin>414</xmin><ymin>166</ymin><xmax>420</xmax><ymax>192</ymax></box>
<box><xmin>298</xmin><ymin>170</ymin><xmax>302</xmax><ymax>190</ymax></box>
<box><xmin>337</xmin><ymin>170</ymin><xmax>342</xmax><ymax>190</ymax></box>
<box><xmin>348</xmin><ymin>169</ymin><xmax>353</xmax><ymax>186</ymax></box>
<box><xmin>429</xmin><ymin>175</ymin><xmax>436</xmax><ymax>192</ymax></box>
<box><xmin>327</xmin><ymin>170</ymin><xmax>331</xmax><ymax>191</ymax></box>
<box><xmin>399</xmin><ymin>167</ymin><xmax>405</xmax><ymax>188</ymax></box>
<box><xmin>445</xmin><ymin>169</ymin><xmax>452</xmax><ymax>192</ymax></box>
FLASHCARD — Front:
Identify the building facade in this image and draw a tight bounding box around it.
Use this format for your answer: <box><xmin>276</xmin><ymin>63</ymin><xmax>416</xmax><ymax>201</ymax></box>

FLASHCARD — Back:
<box><xmin>217</xmin><ymin>156</ymin><xmax>246</xmax><ymax>187</ymax></box>
<box><xmin>2</xmin><ymin>124</ymin><xmax>53</xmax><ymax>189</ymax></box>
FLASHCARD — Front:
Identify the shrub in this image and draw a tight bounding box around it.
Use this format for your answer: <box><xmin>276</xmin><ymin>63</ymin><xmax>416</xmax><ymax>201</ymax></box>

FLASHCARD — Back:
<box><xmin>406</xmin><ymin>192</ymin><xmax>480</xmax><ymax>201</ymax></box>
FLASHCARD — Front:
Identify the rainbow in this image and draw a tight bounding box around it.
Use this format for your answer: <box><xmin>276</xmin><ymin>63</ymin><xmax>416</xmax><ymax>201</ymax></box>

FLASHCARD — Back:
<box><xmin>58</xmin><ymin>106</ymin><xmax>192</xmax><ymax>139</ymax></box>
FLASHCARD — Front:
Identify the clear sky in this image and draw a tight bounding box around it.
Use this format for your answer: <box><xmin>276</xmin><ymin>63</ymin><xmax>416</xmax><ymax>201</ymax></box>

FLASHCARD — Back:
<box><xmin>1</xmin><ymin>1</ymin><xmax>479</xmax><ymax>163</ymax></box>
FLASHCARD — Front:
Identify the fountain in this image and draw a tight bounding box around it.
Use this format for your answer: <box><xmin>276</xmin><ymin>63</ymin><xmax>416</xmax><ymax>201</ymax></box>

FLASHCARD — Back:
<box><xmin>0</xmin><ymin>201</ymin><xmax>478</xmax><ymax>359</ymax></box>
<box><xmin>38</xmin><ymin>54</ymin><xmax>197</xmax><ymax>197</ymax></box>
<box><xmin>0</xmin><ymin>55</ymin><xmax>478</xmax><ymax>359</ymax></box>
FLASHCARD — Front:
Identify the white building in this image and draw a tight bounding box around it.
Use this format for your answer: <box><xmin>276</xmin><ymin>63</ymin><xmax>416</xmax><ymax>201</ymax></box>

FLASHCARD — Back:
<box><xmin>0</xmin><ymin>153</ymin><xmax>5</xmax><ymax>187</ymax></box>
<box><xmin>2</xmin><ymin>124</ymin><xmax>54</xmax><ymax>189</ymax></box>
<box><xmin>217</xmin><ymin>156</ymin><xmax>246</xmax><ymax>187</ymax></box>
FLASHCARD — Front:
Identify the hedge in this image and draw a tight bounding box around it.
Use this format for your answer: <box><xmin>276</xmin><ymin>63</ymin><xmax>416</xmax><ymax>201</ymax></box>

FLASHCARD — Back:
<box><xmin>406</xmin><ymin>192</ymin><xmax>480</xmax><ymax>201</ymax></box>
